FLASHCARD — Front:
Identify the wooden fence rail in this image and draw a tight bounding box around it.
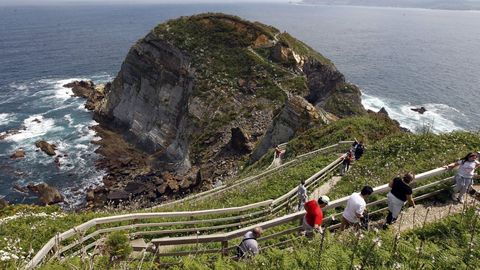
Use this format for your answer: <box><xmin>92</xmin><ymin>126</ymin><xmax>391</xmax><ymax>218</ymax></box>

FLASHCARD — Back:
<box><xmin>26</xmin><ymin>141</ymin><xmax>353</xmax><ymax>269</ymax></box>
<box><xmin>148</xmin><ymin>167</ymin><xmax>454</xmax><ymax>257</ymax></box>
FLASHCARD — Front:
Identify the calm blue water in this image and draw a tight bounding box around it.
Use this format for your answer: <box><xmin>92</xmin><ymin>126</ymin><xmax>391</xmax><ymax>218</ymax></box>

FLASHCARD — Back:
<box><xmin>1</xmin><ymin>3</ymin><xmax>479</xmax><ymax>206</ymax></box>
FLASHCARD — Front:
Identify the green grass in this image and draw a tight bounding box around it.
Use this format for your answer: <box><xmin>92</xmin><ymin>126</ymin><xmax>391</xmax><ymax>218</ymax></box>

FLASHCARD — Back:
<box><xmin>165</xmin><ymin>153</ymin><xmax>336</xmax><ymax>211</ymax></box>
<box><xmin>40</xmin><ymin>207</ymin><xmax>480</xmax><ymax>270</ymax></box>
<box><xmin>284</xmin><ymin>113</ymin><xmax>404</xmax><ymax>158</ymax></box>
<box><xmin>329</xmin><ymin>131</ymin><xmax>480</xmax><ymax>200</ymax></box>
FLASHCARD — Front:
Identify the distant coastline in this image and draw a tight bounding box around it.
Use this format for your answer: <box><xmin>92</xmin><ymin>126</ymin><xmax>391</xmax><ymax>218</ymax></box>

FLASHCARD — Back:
<box><xmin>299</xmin><ymin>0</ymin><xmax>480</xmax><ymax>11</ymax></box>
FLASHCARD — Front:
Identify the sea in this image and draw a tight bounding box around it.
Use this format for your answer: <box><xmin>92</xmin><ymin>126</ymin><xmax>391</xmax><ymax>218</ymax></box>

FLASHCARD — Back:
<box><xmin>1</xmin><ymin>3</ymin><xmax>479</xmax><ymax>206</ymax></box>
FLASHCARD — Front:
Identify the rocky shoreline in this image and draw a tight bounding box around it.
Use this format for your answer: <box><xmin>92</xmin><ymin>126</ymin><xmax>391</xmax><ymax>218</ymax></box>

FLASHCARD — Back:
<box><xmin>62</xmin><ymin>80</ymin><xmax>208</xmax><ymax>210</ymax></box>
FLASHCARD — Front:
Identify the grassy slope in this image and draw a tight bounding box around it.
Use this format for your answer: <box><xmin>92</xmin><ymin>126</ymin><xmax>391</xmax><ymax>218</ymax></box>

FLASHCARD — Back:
<box><xmin>2</xmin><ymin>114</ymin><xmax>479</xmax><ymax>268</ymax></box>
<box><xmin>0</xmin><ymin>149</ymin><xmax>336</xmax><ymax>268</ymax></box>
<box><xmin>329</xmin><ymin>131</ymin><xmax>480</xmax><ymax>200</ymax></box>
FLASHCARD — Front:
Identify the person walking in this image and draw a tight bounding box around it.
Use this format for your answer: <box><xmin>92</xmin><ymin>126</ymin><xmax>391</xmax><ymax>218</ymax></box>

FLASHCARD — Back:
<box><xmin>302</xmin><ymin>196</ymin><xmax>330</xmax><ymax>236</ymax></box>
<box><xmin>445</xmin><ymin>152</ymin><xmax>480</xmax><ymax>203</ymax></box>
<box><xmin>354</xmin><ymin>141</ymin><xmax>365</xmax><ymax>161</ymax></box>
<box><xmin>237</xmin><ymin>227</ymin><xmax>263</xmax><ymax>258</ymax></box>
<box><xmin>340</xmin><ymin>150</ymin><xmax>354</xmax><ymax>176</ymax></box>
<box><xmin>340</xmin><ymin>186</ymin><xmax>373</xmax><ymax>230</ymax></box>
<box><xmin>297</xmin><ymin>180</ymin><xmax>308</xmax><ymax>211</ymax></box>
<box><xmin>383</xmin><ymin>173</ymin><xmax>415</xmax><ymax>229</ymax></box>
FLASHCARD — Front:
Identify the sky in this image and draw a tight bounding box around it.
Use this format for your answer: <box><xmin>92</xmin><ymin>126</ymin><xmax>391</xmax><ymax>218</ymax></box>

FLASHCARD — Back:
<box><xmin>0</xmin><ymin>0</ymin><xmax>291</xmax><ymax>6</ymax></box>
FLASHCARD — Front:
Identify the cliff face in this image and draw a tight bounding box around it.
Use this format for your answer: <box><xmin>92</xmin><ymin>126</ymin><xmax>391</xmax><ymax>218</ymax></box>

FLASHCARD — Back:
<box><xmin>94</xmin><ymin>13</ymin><xmax>366</xmax><ymax>203</ymax></box>
<box><xmin>97</xmin><ymin>33</ymin><xmax>194</xmax><ymax>173</ymax></box>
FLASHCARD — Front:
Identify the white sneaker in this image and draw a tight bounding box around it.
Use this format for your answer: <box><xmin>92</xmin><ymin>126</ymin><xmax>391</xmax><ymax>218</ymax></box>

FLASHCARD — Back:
<box><xmin>451</xmin><ymin>193</ymin><xmax>458</xmax><ymax>201</ymax></box>
<box><xmin>458</xmin><ymin>196</ymin><xmax>464</xmax><ymax>203</ymax></box>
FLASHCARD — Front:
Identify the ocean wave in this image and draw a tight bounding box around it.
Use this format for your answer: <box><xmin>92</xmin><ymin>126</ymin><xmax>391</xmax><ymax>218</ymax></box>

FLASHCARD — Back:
<box><xmin>361</xmin><ymin>92</ymin><xmax>464</xmax><ymax>133</ymax></box>
<box><xmin>8</xmin><ymin>82</ymin><xmax>29</xmax><ymax>91</ymax></box>
<box><xmin>4</xmin><ymin>115</ymin><xmax>62</xmax><ymax>143</ymax></box>
<box><xmin>63</xmin><ymin>114</ymin><xmax>74</xmax><ymax>127</ymax></box>
<box><xmin>0</xmin><ymin>113</ymin><xmax>15</xmax><ymax>126</ymax></box>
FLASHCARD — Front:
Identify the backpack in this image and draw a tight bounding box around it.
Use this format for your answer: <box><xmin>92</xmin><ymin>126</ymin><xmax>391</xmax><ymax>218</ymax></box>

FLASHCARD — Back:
<box><xmin>236</xmin><ymin>237</ymin><xmax>256</xmax><ymax>258</ymax></box>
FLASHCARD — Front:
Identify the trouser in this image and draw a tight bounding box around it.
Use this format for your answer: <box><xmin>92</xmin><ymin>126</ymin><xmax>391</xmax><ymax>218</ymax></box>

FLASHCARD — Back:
<box><xmin>340</xmin><ymin>216</ymin><xmax>359</xmax><ymax>230</ymax></box>
<box><xmin>453</xmin><ymin>175</ymin><xmax>473</xmax><ymax>198</ymax></box>
<box><xmin>340</xmin><ymin>161</ymin><xmax>350</xmax><ymax>175</ymax></box>
<box><xmin>297</xmin><ymin>198</ymin><xmax>306</xmax><ymax>212</ymax></box>
<box><xmin>387</xmin><ymin>192</ymin><xmax>405</xmax><ymax>221</ymax></box>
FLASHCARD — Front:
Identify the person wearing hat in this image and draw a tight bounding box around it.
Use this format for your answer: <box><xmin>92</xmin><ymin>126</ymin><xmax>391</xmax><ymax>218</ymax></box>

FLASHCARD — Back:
<box><xmin>303</xmin><ymin>195</ymin><xmax>330</xmax><ymax>236</ymax></box>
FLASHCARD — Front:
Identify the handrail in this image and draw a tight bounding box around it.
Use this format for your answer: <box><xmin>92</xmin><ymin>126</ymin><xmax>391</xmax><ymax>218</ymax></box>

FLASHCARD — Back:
<box><xmin>26</xmin><ymin>141</ymin><xmax>353</xmax><ymax>269</ymax></box>
<box><xmin>273</xmin><ymin>154</ymin><xmax>345</xmax><ymax>205</ymax></box>
<box><xmin>150</xmin><ymin>167</ymin><xmax>452</xmax><ymax>247</ymax></box>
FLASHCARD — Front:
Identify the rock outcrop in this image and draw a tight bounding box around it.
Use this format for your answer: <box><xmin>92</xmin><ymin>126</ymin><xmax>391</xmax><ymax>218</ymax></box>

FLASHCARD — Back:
<box><xmin>35</xmin><ymin>140</ymin><xmax>57</xmax><ymax>156</ymax></box>
<box><xmin>64</xmin><ymin>80</ymin><xmax>106</xmax><ymax>111</ymax></box>
<box><xmin>10</xmin><ymin>149</ymin><xmax>25</xmax><ymax>159</ymax></box>
<box><xmin>73</xmin><ymin>14</ymin><xmax>370</xmax><ymax>206</ymax></box>
<box><xmin>27</xmin><ymin>182</ymin><xmax>64</xmax><ymax>205</ymax></box>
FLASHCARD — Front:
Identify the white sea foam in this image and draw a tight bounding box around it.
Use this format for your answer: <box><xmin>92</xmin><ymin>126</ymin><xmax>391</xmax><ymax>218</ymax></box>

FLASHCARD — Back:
<box><xmin>5</xmin><ymin>115</ymin><xmax>62</xmax><ymax>142</ymax></box>
<box><xmin>362</xmin><ymin>92</ymin><xmax>463</xmax><ymax>133</ymax></box>
<box><xmin>0</xmin><ymin>113</ymin><xmax>14</xmax><ymax>126</ymax></box>
<box><xmin>8</xmin><ymin>82</ymin><xmax>29</xmax><ymax>91</ymax></box>
<box><xmin>63</xmin><ymin>114</ymin><xmax>74</xmax><ymax>126</ymax></box>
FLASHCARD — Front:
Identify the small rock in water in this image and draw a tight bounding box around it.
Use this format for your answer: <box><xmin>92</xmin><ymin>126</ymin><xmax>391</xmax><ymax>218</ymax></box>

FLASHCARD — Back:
<box><xmin>35</xmin><ymin>140</ymin><xmax>57</xmax><ymax>156</ymax></box>
<box><xmin>10</xmin><ymin>149</ymin><xmax>26</xmax><ymax>159</ymax></box>
<box><xmin>411</xmin><ymin>106</ymin><xmax>427</xmax><ymax>114</ymax></box>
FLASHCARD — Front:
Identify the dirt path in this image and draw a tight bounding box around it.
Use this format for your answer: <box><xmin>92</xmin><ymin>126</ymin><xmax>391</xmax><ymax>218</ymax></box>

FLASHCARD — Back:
<box><xmin>310</xmin><ymin>176</ymin><xmax>342</xmax><ymax>199</ymax></box>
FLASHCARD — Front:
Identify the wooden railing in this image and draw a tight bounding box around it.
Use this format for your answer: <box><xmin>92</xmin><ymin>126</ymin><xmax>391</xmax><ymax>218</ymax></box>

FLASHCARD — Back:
<box><xmin>148</xmin><ymin>167</ymin><xmax>454</xmax><ymax>259</ymax></box>
<box><xmin>26</xmin><ymin>141</ymin><xmax>353</xmax><ymax>269</ymax></box>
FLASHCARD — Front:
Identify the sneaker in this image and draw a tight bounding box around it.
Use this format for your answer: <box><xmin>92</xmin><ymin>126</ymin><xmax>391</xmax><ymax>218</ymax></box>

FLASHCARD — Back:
<box><xmin>451</xmin><ymin>193</ymin><xmax>458</xmax><ymax>201</ymax></box>
<box><xmin>458</xmin><ymin>196</ymin><xmax>464</xmax><ymax>203</ymax></box>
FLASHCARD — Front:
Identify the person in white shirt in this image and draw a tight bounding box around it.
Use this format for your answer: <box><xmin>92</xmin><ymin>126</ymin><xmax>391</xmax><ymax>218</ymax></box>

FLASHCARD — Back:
<box><xmin>445</xmin><ymin>152</ymin><xmax>480</xmax><ymax>203</ymax></box>
<box><xmin>340</xmin><ymin>186</ymin><xmax>373</xmax><ymax>230</ymax></box>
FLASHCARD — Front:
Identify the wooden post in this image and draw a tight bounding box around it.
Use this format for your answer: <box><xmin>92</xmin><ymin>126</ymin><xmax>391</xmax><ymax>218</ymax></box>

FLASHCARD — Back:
<box><xmin>221</xmin><ymin>241</ymin><xmax>228</xmax><ymax>257</ymax></box>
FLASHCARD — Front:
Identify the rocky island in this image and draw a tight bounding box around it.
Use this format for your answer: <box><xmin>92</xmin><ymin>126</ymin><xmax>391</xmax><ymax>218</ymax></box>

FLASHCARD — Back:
<box><xmin>68</xmin><ymin>13</ymin><xmax>371</xmax><ymax>208</ymax></box>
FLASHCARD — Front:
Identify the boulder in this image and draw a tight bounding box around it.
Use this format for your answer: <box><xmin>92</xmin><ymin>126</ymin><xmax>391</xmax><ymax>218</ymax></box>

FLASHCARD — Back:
<box><xmin>10</xmin><ymin>149</ymin><xmax>25</xmax><ymax>159</ymax></box>
<box><xmin>35</xmin><ymin>140</ymin><xmax>57</xmax><ymax>156</ymax></box>
<box><xmin>107</xmin><ymin>190</ymin><xmax>130</xmax><ymax>201</ymax></box>
<box><xmin>124</xmin><ymin>182</ymin><xmax>147</xmax><ymax>195</ymax></box>
<box><xmin>86</xmin><ymin>189</ymin><xmax>95</xmax><ymax>202</ymax></box>
<box><xmin>27</xmin><ymin>182</ymin><xmax>64</xmax><ymax>205</ymax></box>
<box><xmin>378</xmin><ymin>107</ymin><xmax>389</xmax><ymax>116</ymax></box>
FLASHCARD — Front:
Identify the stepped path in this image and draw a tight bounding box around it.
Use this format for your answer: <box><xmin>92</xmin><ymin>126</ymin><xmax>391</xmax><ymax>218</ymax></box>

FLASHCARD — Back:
<box><xmin>368</xmin><ymin>194</ymin><xmax>479</xmax><ymax>233</ymax></box>
<box><xmin>310</xmin><ymin>175</ymin><xmax>342</xmax><ymax>199</ymax></box>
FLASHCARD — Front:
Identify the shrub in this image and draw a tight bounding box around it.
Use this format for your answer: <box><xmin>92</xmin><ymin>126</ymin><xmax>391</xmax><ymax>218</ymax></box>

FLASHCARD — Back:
<box><xmin>104</xmin><ymin>231</ymin><xmax>132</xmax><ymax>262</ymax></box>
